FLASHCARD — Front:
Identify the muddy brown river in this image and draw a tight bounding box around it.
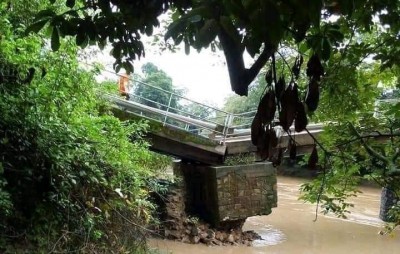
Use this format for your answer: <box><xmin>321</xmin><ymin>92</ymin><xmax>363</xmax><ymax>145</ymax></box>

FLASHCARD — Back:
<box><xmin>149</xmin><ymin>176</ymin><xmax>400</xmax><ymax>254</ymax></box>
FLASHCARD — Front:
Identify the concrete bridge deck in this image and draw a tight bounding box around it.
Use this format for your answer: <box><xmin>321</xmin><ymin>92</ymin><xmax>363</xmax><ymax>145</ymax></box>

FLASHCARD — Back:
<box><xmin>108</xmin><ymin>94</ymin><xmax>323</xmax><ymax>164</ymax></box>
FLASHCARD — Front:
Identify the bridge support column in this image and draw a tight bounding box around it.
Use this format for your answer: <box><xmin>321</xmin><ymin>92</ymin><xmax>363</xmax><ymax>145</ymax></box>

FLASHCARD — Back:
<box><xmin>173</xmin><ymin>161</ymin><xmax>277</xmax><ymax>228</ymax></box>
<box><xmin>380</xmin><ymin>186</ymin><xmax>399</xmax><ymax>222</ymax></box>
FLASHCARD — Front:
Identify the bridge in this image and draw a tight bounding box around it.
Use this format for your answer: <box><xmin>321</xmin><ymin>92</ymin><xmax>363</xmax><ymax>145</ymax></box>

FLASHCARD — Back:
<box><xmin>106</xmin><ymin>77</ymin><xmax>323</xmax><ymax>165</ymax></box>
<box><xmin>104</xmin><ymin>73</ymin><xmax>323</xmax><ymax>227</ymax></box>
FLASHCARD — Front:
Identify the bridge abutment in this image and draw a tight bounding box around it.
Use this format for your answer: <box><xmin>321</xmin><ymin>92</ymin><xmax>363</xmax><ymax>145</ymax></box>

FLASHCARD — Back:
<box><xmin>173</xmin><ymin>160</ymin><xmax>277</xmax><ymax>227</ymax></box>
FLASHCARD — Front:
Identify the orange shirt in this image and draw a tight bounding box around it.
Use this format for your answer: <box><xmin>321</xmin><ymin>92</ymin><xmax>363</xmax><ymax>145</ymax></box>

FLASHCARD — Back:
<box><xmin>118</xmin><ymin>73</ymin><xmax>129</xmax><ymax>95</ymax></box>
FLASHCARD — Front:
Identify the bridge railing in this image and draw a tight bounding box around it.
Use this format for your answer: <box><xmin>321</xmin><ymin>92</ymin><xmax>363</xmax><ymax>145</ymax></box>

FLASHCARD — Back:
<box><xmin>102</xmin><ymin>71</ymin><xmax>322</xmax><ymax>145</ymax></box>
<box><xmin>109</xmin><ymin>76</ymin><xmax>241</xmax><ymax>144</ymax></box>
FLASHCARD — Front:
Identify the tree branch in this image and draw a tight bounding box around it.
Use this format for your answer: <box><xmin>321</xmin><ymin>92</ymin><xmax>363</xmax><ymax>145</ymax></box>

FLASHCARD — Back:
<box><xmin>393</xmin><ymin>148</ymin><xmax>400</xmax><ymax>163</ymax></box>
<box><xmin>337</xmin><ymin>132</ymin><xmax>400</xmax><ymax>147</ymax></box>
<box><xmin>304</xmin><ymin>128</ymin><xmax>330</xmax><ymax>155</ymax></box>
<box><xmin>348</xmin><ymin>123</ymin><xmax>390</xmax><ymax>165</ymax></box>
<box><xmin>217</xmin><ymin>24</ymin><xmax>274</xmax><ymax>96</ymax></box>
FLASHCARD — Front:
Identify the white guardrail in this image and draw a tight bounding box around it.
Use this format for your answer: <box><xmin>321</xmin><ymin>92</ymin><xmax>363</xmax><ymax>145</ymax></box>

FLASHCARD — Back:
<box><xmin>102</xmin><ymin>72</ymin><xmax>322</xmax><ymax>145</ymax></box>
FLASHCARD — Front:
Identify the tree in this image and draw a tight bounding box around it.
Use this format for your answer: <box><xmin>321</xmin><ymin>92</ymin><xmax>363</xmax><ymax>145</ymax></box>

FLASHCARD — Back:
<box><xmin>29</xmin><ymin>0</ymin><xmax>399</xmax><ymax>95</ymax></box>
<box><xmin>0</xmin><ymin>1</ymin><xmax>170</xmax><ymax>252</ymax></box>
<box><xmin>184</xmin><ymin>101</ymin><xmax>216</xmax><ymax>120</ymax></box>
<box><xmin>223</xmin><ymin>75</ymin><xmax>265</xmax><ymax>114</ymax></box>
<box><xmin>26</xmin><ymin>0</ymin><xmax>400</xmax><ymax>230</ymax></box>
<box><xmin>134</xmin><ymin>62</ymin><xmax>183</xmax><ymax>111</ymax></box>
<box><xmin>28</xmin><ymin>0</ymin><xmax>400</xmax><ymax>159</ymax></box>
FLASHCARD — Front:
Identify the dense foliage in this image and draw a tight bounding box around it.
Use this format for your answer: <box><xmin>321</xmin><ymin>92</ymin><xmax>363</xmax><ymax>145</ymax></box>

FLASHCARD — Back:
<box><xmin>5</xmin><ymin>0</ymin><xmax>400</xmax><ymax>241</ymax></box>
<box><xmin>31</xmin><ymin>0</ymin><xmax>399</xmax><ymax>96</ymax></box>
<box><xmin>222</xmin><ymin>25</ymin><xmax>400</xmax><ymax>228</ymax></box>
<box><xmin>134</xmin><ymin>62</ymin><xmax>183</xmax><ymax>111</ymax></box>
<box><xmin>0</xmin><ymin>1</ymin><xmax>170</xmax><ymax>252</ymax></box>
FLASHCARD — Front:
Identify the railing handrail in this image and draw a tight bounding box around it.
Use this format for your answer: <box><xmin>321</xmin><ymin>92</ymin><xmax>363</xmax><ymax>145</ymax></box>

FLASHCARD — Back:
<box><xmin>96</xmin><ymin>65</ymin><xmax>259</xmax><ymax>117</ymax></box>
<box><xmin>96</xmin><ymin>66</ymin><xmax>325</xmax><ymax>145</ymax></box>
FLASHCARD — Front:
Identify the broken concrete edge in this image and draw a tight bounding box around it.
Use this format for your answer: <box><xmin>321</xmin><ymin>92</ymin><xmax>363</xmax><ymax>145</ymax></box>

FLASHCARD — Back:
<box><xmin>215</xmin><ymin>163</ymin><xmax>277</xmax><ymax>225</ymax></box>
<box><xmin>110</xmin><ymin>107</ymin><xmax>224</xmax><ymax>151</ymax></box>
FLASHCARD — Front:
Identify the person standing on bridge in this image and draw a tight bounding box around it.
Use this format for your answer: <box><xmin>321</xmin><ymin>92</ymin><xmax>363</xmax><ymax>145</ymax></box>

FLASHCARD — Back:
<box><xmin>118</xmin><ymin>72</ymin><xmax>132</xmax><ymax>100</ymax></box>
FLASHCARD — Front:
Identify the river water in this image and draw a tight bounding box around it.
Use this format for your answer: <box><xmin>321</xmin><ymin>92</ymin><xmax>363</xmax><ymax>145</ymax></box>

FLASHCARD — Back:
<box><xmin>149</xmin><ymin>176</ymin><xmax>400</xmax><ymax>254</ymax></box>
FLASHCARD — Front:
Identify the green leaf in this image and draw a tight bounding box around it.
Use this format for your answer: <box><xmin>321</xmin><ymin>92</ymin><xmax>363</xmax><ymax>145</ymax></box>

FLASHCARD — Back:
<box><xmin>34</xmin><ymin>9</ymin><xmax>56</xmax><ymax>22</ymax></box>
<box><xmin>51</xmin><ymin>27</ymin><xmax>60</xmax><ymax>51</ymax></box>
<box><xmin>26</xmin><ymin>19</ymin><xmax>49</xmax><ymax>34</ymax></box>
<box><xmin>223</xmin><ymin>0</ymin><xmax>247</xmax><ymax>20</ymax></box>
<box><xmin>188</xmin><ymin>14</ymin><xmax>202</xmax><ymax>23</ymax></box>
<box><xmin>123</xmin><ymin>61</ymin><xmax>134</xmax><ymax>74</ymax></box>
<box><xmin>299</xmin><ymin>42</ymin><xmax>310</xmax><ymax>54</ymax></box>
<box><xmin>195</xmin><ymin>19</ymin><xmax>218</xmax><ymax>48</ymax></box>
<box><xmin>165</xmin><ymin>18</ymin><xmax>188</xmax><ymax>41</ymax></box>
<box><xmin>321</xmin><ymin>37</ymin><xmax>331</xmax><ymax>61</ymax></box>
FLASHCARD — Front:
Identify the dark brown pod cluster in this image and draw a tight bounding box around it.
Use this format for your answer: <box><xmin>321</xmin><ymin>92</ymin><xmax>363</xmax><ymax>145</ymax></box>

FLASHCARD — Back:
<box><xmin>289</xmin><ymin>139</ymin><xmax>297</xmax><ymax>161</ymax></box>
<box><xmin>294</xmin><ymin>102</ymin><xmax>308</xmax><ymax>132</ymax></box>
<box><xmin>251</xmin><ymin>54</ymin><xmax>325</xmax><ymax>164</ymax></box>
<box><xmin>258</xmin><ymin>90</ymin><xmax>276</xmax><ymax>124</ymax></box>
<box><xmin>304</xmin><ymin>54</ymin><xmax>324</xmax><ymax>112</ymax></box>
<box><xmin>292</xmin><ymin>55</ymin><xmax>304</xmax><ymax>80</ymax></box>
<box><xmin>305</xmin><ymin>78</ymin><xmax>319</xmax><ymax>112</ymax></box>
<box><xmin>275</xmin><ymin>76</ymin><xmax>286</xmax><ymax>108</ymax></box>
<box><xmin>251</xmin><ymin>114</ymin><xmax>278</xmax><ymax>161</ymax></box>
<box><xmin>272</xmin><ymin>148</ymin><xmax>284</xmax><ymax>167</ymax></box>
<box><xmin>265</xmin><ymin>68</ymin><xmax>273</xmax><ymax>86</ymax></box>
<box><xmin>308</xmin><ymin>145</ymin><xmax>319</xmax><ymax>169</ymax></box>
<box><xmin>251</xmin><ymin>113</ymin><xmax>262</xmax><ymax>146</ymax></box>
<box><xmin>279</xmin><ymin>82</ymin><xmax>299</xmax><ymax>131</ymax></box>
<box><xmin>251</xmin><ymin>86</ymin><xmax>279</xmax><ymax>161</ymax></box>
<box><xmin>306</xmin><ymin>54</ymin><xmax>324</xmax><ymax>80</ymax></box>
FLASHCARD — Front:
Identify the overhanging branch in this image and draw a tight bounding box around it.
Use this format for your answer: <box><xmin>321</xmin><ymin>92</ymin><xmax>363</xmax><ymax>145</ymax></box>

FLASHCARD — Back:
<box><xmin>348</xmin><ymin>123</ymin><xmax>390</xmax><ymax>165</ymax></box>
<box><xmin>217</xmin><ymin>24</ymin><xmax>274</xmax><ymax>96</ymax></box>
<box><xmin>337</xmin><ymin>132</ymin><xmax>400</xmax><ymax>147</ymax></box>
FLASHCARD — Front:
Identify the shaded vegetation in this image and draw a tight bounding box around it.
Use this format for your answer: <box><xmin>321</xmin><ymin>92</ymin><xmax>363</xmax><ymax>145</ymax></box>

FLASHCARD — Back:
<box><xmin>0</xmin><ymin>1</ymin><xmax>170</xmax><ymax>252</ymax></box>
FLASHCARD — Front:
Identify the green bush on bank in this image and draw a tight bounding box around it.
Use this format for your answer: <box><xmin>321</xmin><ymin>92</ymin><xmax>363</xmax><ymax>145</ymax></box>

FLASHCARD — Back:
<box><xmin>0</xmin><ymin>8</ymin><xmax>168</xmax><ymax>253</ymax></box>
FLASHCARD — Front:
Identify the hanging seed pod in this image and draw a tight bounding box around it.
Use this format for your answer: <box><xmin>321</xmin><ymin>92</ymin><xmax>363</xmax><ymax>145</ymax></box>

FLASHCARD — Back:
<box><xmin>275</xmin><ymin>76</ymin><xmax>286</xmax><ymax>104</ymax></box>
<box><xmin>258</xmin><ymin>90</ymin><xmax>276</xmax><ymax>124</ymax></box>
<box><xmin>306</xmin><ymin>54</ymin><xmax>324</xmax><ymax>80</ymax></box>
<box><xmin>289</xmin><ymin>139</ymin><xmax>297</xmax><ymax>161</ymax></box>
<box><xmin>295</xmin><ymin>102</ymin><xmax>308</xmax><ymax>132</ymax></box>
<box><xmin>265</xmin><ymin>68</ymin><xmax>273</xmax><ymax>86</ymax></box>
<box><xmin>291</xmin><ymin>55</ymin><xmax>303</xmax><ymax>80</ymax></box>
<box><xmin>268</xmin><ymin>90</ymin><xmax>276</xmax><ymax>121</ymax></box>
<box><xmin>251</xmin><ymin>113</ymin><xmax>262</xmax><ymax>146</ymax></box>
<box><xmin>308</xmin><ymin>145</ymin><xmax>318</xmax><ymax>169</ymax></box>
<box><xmin>269</xmin><ymin>127</ymin><xmax>278</xmax><ymax>148</ymax></box>
<box><xmin>305</xmin><ymin>78</ymin><xmax>320</xmax><ymax>112</ymax></box>
<box><xmin>272</xmin><ymin>148</ymin><xmax>284</xmax><ymax>167</ymax></box>
<box><xmin>279</xmin><ymin>82</ymin><xmax>299</xmax><ymax>131</ymax></box>
<box><xmin>258</xmin><ymin>130</ymin><xmax>270</xmax><ymax>161</ymax></box>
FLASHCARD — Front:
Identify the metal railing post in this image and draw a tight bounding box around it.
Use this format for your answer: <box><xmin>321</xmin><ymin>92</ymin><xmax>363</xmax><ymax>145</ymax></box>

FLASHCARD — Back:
<box><xmin>163</xmin><ymin>93</ymin><xmax>173</xmax><ymax>126</ymax></box>
<box><xmin>221</xmin><ymin>113</ymin><xmax>234</xmax><ymax>145</ymax></box>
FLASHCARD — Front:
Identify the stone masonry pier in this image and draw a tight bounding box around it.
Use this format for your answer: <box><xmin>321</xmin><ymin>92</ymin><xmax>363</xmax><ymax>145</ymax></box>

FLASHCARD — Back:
<box><xmin>174</xmin><ymin>161</ymin><xmax>277</xmax><ymax>227</ymax></box>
